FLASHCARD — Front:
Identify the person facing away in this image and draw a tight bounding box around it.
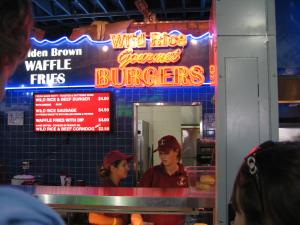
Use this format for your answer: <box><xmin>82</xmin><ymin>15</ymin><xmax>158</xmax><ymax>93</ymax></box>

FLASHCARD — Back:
<box><xmin>0</xmin><ymin>0</ymin><xmax>33</xmax><ymax>100</ymax></box>
<box><xmin>0</xmin><ymin>1</ymin><xmax>65</xmax><ymax>225</ymax></box>
<box><xmin>89</xmin><ymin>150</ymin><xmax>133</xmax><ymax>225</ymax></box>
<box><xmin>231</xmin><ymin>141</ymin><xmax>300</xmax><ymax>225</ymax></box>
<box><xmin>131</xmin><ymin>135</ymin><xmax>188</xmax><ymax>225</ymax></box>
<box><xmin>0</xmin><ymin>186</ymin><xmax>65</xmax><ymax>225</ymax></box>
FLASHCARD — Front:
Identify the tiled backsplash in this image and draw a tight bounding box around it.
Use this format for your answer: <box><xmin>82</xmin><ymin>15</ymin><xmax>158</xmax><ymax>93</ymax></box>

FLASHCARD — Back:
<box><xmin>0</xmin><ymin>86</ymin><xmax>215</xmax><ymax>186</ymax></box>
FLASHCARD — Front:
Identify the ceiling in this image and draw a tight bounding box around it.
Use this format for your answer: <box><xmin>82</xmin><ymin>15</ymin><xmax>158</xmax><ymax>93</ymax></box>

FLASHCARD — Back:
<box><xmin>32</xmin><ymin>0</ymin><xmax>211</xmax><ymax>39</ymax></box>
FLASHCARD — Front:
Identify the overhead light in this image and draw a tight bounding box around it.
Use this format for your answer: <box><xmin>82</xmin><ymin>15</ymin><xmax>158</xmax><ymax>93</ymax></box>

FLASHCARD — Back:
<box><xmin>102</xmin><ymin>45</ymin><xmax>109</xmax><ymax>52</ymax></box>
<box><xmin>191</xmin><ymin>39</ymin><xmax>197</xmax><ymax>45</ymax></box>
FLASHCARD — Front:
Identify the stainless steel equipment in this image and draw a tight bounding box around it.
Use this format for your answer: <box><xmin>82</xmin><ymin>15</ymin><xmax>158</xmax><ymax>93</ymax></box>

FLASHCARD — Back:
<box><xmin>20</xmin><ymin>186</ymin><xmax>215</xmax><ymax>214</ymax></box>
<box><xmin>137</xmin><ymin>120</ymin><xmax>151</xmax><ymax>179</ymax></box>
<box><xmin>181</xmin><ymin>125</ymin><xmax>201</xmax><ymax>166</ymax></box>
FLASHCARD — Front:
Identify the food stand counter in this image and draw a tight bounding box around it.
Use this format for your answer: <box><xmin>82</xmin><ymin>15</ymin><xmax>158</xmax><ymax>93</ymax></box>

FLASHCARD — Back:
<box><xmin>24</xmin><ymin>186</ymin><xmax>215</xmax><ymax>215</ymax></box>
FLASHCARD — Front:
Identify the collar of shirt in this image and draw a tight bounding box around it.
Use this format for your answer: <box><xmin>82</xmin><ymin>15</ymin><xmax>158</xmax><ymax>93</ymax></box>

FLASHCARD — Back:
<box><xmin>159</xmin><ymin>163</ymin><xmax>185</xmax><ymax>176</ymax></box>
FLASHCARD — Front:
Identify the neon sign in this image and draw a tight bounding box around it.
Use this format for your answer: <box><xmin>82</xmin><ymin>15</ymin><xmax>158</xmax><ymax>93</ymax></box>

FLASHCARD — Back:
<box><xmin>209</xmin><ymin>65</ymin><xmax>216</xmax><ymax>86</ymax></box>
<box><xmin>8</xmin><ymin>30</ymin><xmax>211</xmax><ymax>90</ymax></box>
<box><xmin>110</xmin><ymin>32</ymin><xmax>187</xmax><ymax>49</ymax></box>
<box><xmin>117</xmin><ymin>48</ymin><xmax>182</xmax><ymax>68</ymax></box>
<box><xmin>95</xmin><ymin>65</ymin><xmax>205</xmax><ymax>88</ymax></box>
<box><xmin>110</xmin><ymin>32</ymin><xmax>147</xmax><ymax>49</ymax></box>
<box><xmin>95</xmin><ymin>31</ymin><xmax>205</xmax><ymax>88</ymax></box>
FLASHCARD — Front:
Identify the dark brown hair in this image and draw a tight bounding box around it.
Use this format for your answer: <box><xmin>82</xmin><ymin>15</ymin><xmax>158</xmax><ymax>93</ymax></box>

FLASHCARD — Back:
<box><xmin>99</xmin><ymin>160</ymin><xmax>122</xmax><ymax>178</ymax></box>
<box><xmin>232</xmin><ymin>141</ymin><xmax>300</xmax><ymax>225</ymax></box>
<box><xmin>0</xmin><ymin>0</ymin><xmax>33</xmax><ymax>70</ymax></box>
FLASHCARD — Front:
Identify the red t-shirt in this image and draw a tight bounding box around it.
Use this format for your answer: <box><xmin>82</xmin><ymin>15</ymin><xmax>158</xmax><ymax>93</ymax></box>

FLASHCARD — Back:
<box><xmin>138</xmin><ymin>164</ymin><xmax>188</xmax><ymax>225</ymax></box>
<box><xmin>102</xmin><ymin>178</ymin><xmax>129</xmax><ymax>224</ymax></box>
<box><xmin>102</xmin><ymin>178</ymin><xmax>117</xmax><ymax>187</ymax></box>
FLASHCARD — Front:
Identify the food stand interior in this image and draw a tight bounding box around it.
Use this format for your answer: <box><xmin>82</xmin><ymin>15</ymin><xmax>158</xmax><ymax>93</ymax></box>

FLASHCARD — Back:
<box><xmin>0</xmin><ymin>0</ymin><xmax>299</xmax><ymax>224</ymax></box>
<box><xmin>0</xmin><ymin>0</ymin><xmax>216</xmax><ymax>223</ymax></box>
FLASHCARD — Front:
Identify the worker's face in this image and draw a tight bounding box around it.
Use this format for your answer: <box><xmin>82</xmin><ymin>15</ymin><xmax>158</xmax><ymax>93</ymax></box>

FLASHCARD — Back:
<box><xmin>111</xmin><ymin>160</ymin><xmax>130</xmax><ymax>180</ymax></box>
<box><xmin>159</xmin><ymin>148</ymin><xmax>178</xmax><ymax>167</ymax></box>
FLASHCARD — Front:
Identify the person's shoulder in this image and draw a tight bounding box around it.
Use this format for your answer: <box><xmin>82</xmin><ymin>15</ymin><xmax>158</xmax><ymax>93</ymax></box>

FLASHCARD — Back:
<box><xmin>0</xmin><ymin>186</ymin><xmax>38</xmax><ymax>205</ymax></box>
<box><xmin>102</xmin><ymin>178</ymin><xmax>117</xmax><ymax>187</ymax></box>
<box><xmin>0</xmin><ymin>186</ymin><xmax>65</xmax><ymax>225</ymax></box>
<box><xmin>145</xmin><ymin>165</ymin><xmax>163</xmax><ymax>174</ymax></box>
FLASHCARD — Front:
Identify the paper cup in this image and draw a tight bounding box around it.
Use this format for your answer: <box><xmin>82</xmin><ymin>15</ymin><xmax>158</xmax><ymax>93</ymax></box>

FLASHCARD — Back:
<box><xmin>60</xmin><ymin>176</ymin><xmax>66</xmax><ymax>186</ymax></box>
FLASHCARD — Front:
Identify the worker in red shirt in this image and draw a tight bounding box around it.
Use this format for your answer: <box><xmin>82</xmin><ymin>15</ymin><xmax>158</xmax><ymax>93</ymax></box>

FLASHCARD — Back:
<box><xmin>89</xmin><ymin>150</ymin><xmax>133</xmax><ymax>225</ymax></box>
<box><xmin>131</xmin><ymin>135</ymin><xmax>188</xmax><ymax>225</ymax></box>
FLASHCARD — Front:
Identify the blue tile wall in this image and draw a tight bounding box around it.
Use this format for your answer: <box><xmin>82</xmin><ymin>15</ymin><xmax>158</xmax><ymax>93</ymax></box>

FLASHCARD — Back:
<box><xmin>0</xmin><ymin>86</ymin><xmax>215</xmax><ymax>186</ymax></box>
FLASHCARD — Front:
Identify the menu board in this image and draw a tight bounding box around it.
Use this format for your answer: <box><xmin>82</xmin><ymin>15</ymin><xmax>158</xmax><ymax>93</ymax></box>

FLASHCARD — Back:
<box><xmin>34</xmin><ymin>92</ymin><xmax>111</xmax><ymax>132</ymax></box>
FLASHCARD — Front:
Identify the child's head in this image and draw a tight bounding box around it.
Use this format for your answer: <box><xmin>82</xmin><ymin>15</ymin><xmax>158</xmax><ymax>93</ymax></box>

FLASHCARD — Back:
<box><xmin>232</xmin><ymin>141</ymin><xmax>300</xmax><ymax>225</ymax></box>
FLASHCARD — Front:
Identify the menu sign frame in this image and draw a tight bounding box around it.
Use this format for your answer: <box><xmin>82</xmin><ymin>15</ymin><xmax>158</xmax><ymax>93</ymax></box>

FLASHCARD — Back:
<box><xmin>33</xmin><ymin>92</ymin><xmax>111</xmax><ymax>132</ymax></box>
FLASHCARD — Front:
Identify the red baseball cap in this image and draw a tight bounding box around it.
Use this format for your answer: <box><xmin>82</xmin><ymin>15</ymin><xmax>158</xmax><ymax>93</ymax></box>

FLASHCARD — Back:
<box><xmin>103</xmin><ymin>150</ymin><xmax>133</xmax><ymax>169</ymax></box>
<box><xmin>154</xmin><ymin>135</ymin><xmax>181</xmax><ymax>153</ymax></box>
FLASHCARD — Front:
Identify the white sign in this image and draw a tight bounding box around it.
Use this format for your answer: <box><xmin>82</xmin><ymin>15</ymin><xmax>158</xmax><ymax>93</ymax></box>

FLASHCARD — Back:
<box><xmin>8</xmin><ymin>111</ymin><xmax>24</xmax><ymax>126</ymax></box>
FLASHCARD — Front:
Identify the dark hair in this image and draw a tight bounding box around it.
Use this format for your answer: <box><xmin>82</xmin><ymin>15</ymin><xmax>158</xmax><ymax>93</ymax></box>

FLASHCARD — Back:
<box><xmin>99</xmin><ymin>160</ymin><xmax>122</xmax><ymax>178</ymax></box>
<box><xmin>177</xmin><ymin>147</ymin><xmax>181</xmax><ymax>160</ymax></box>
<box><xmin>231</xmin><ymin>141</ymin><xmax>300</xmax><ymax>225</ymax></box>
<box><xmin>0</xmin><ymin>0</ymin><xmax>33</xmax><ymax>70</ymax></box>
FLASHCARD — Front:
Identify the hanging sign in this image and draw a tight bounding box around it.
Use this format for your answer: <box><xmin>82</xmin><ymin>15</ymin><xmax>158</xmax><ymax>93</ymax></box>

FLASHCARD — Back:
<box><xmin>8</xmin><ymin>30</ymin><xmax>211</xmax><ymax>89</ymax></box>
<box><xmin>95</xmin><ymin>32</ymin><xmax>205</xmax><ymax>88</ymax></box>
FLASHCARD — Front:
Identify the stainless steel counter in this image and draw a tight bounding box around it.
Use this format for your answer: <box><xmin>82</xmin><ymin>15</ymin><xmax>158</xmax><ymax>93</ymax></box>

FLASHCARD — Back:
<box><xmin>27</xmin><ymin>186</ymin><xmax>214</xmax><ymax>215</ymax></box>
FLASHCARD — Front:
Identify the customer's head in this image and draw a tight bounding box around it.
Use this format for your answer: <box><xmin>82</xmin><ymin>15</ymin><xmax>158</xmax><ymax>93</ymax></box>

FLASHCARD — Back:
<box><xmin>0</xmin><ymin>186</ymin><xmax>65</xmax><ymax>225</ymax></box>
<box><xmin>0</xmin><ymin>0</ymin><xmax>33</xmax><ymax>99</ymax></box>
<box><xmin>154</xmin><ymin>135</ymin><xmax>181</xmax><ymax>166</ymax></box>
<box><xmin>231</xmin><ymin>141</ymin><xmax>300</xmax><ymax>225</ymax></box>
<box><xmin>99</xmin><ymin>150</ymin><xmax>133</xmax><ymax>180</ymax></box>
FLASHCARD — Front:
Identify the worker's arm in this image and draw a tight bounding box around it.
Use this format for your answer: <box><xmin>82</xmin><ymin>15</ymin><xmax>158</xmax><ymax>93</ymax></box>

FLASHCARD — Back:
<box><xmin>131</xmin><ymin>213</ymin><xmax>143</xmax><ymax>225</ymax></box>
<box><xmin>89</xmin><ymin>212</ymin><xmax>123</xmax><ymax>225</ymax></box>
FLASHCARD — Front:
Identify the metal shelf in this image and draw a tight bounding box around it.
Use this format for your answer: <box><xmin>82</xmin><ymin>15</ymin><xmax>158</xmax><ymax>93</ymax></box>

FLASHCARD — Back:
<box><xmin>19</xmin><ymin>186</ymin><xmax>215</xmax><ymax>215</ymax></box>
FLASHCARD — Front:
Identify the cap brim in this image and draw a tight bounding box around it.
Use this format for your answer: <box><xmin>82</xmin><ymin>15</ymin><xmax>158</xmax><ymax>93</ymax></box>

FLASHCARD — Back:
<box><xmin>127</xmin><ymin>155</ymin><xmax>134</xmax><ymax>161</ymax></box>
<box><xmin>153</xmin><ymin>148</ymin><xmax>170</xmax><ymax>153</ymax></box>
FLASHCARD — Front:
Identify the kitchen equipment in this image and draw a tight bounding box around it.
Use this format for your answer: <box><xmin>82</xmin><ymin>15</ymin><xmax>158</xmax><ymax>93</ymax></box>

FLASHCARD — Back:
<box><xmin>197</xmin><ymin>140</ymin><xmax>215</xmax><ymax>166</ymax></box>
<box><xmin>60</xmin><ymin>175</ymin><xmax>66</xmax><ymax>186</ymax></box>
<box><xmin>137</xmin><ymin>120</ymin><xmax>151</xmax><ymax>180</ymax></box>
<box><xmin>22</xmin><ymin>161</ymin><xmax>30</xmax><ymax>173</ymax></box>
<box><xmin>65</xmin><ymin>177</ymin><xmax>72</xmax><ymax>186</ymax></box>
<box><xmin>11</xmin><ymin>161</ymin><xmax>35</xmax><ymax>185</ymax></box>
<box><xmin>181</xmin><ymin>125</ymin><xmax>201</xmax><ymax>166</ymax></box>
<box><xmin>11</xmin><ymin>174</ymin><xmax>35</xmax><ymax>185</ymax></box>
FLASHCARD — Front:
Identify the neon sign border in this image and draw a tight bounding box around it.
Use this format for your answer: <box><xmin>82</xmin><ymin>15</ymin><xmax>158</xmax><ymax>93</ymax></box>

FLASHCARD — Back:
<box><xmin>31</xmin><ymin>30</ymin><xmax>213</xmax><ymax>45</ymax></box>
